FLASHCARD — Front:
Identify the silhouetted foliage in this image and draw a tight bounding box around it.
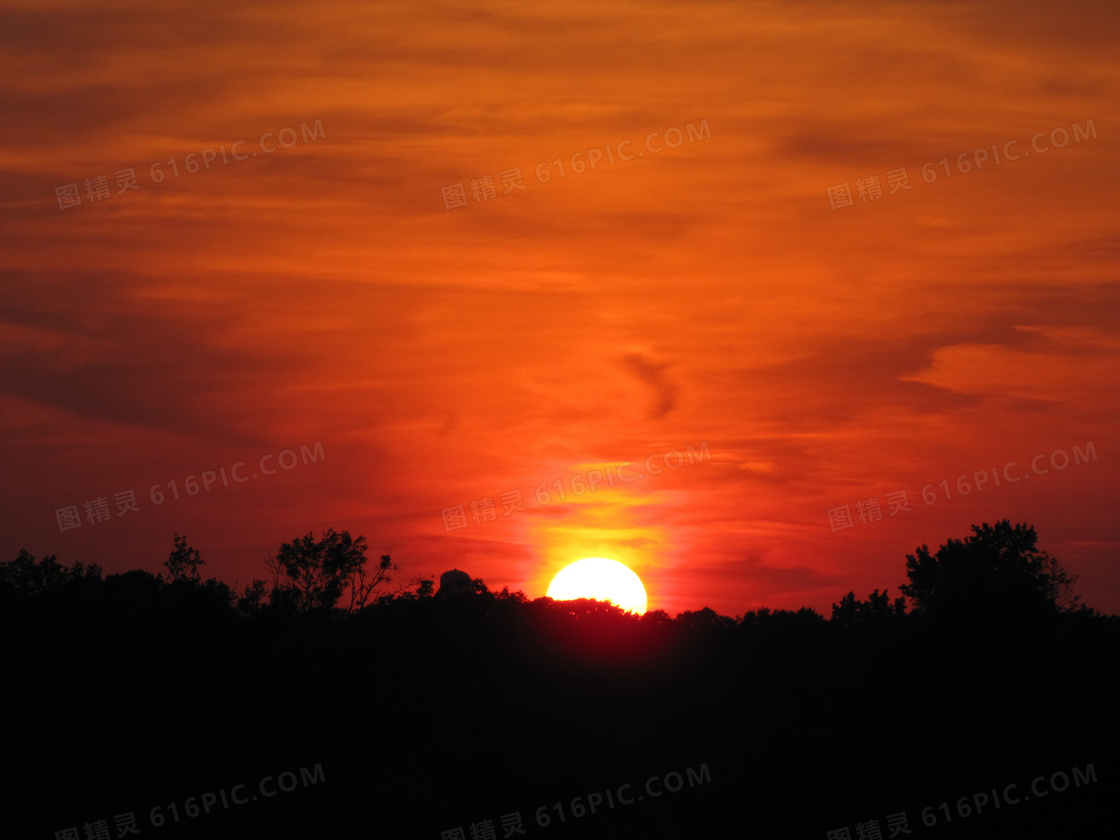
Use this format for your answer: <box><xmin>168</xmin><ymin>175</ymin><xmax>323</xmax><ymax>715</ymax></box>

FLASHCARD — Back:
<box><xmin>266</xmin><ymin>528</ymin><xmax>376</xmax><ymax>612</ymax></box>
<box><xmin>237</xmin><ymin>578</ymin><xmax>270</xmax><ymax>614</ymax></box>
<box><xmin>345</xmin><ymin>549</ymin><xmax>394</xmax><ymax>611</ymax></box>
<box><xmin>264</xmin><ymin>529</ymin><xmax>432</xmax><ymax>613</ymax></box>
<box><xmin>831</xmin><ymin>588</ymin><xmax>907</xmax><ymax>629</ymax></box>
<box><xmin>0</xmin><ymin>549</ymin><xmax>101</xmax><ymax>598</ymax></box>
<box><xmin>901</xmin><ymin>520</ymin><xmax>1081</xmax><ymax>626</ymax></box>
<box><xmin>3</xmin><ymin>523</ymin><xmax>1116</xmax><ymax>840</ymax></box>
<box><xmin>677</xmin><ymin>606</ymin><xmax>736</xmax><ymax>633</ymax></box>
<box><xmin>164</xmin><ymin>533</ymin><xmax>204</xmax><ymax>583</ymax></box>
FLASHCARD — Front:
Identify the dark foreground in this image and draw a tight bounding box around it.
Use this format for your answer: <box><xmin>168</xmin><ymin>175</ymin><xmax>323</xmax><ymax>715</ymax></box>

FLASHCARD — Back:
<box><xmin>4</xmin><ymin>574</ymin><xmax>1117</xmax><ymax>840</ymax></box>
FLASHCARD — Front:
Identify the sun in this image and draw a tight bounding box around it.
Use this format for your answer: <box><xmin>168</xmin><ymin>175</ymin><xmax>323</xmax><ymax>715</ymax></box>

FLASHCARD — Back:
<box><xmin>547</xmin><ymin>557</ymin><xmax>648</xmax><ymax>614</ymax></box>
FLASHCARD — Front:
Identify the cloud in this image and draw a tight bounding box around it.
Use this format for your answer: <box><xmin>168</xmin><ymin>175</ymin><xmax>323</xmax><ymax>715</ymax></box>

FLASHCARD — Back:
<box><xmin>622</xmin><ymin>353</ymin><xmax>680</xmax><ymax>419</ymax></box>
<box><xmin>2</xmin><ymin>0</ymin><xmax>1118</xmax><ymax>619</ymax></box>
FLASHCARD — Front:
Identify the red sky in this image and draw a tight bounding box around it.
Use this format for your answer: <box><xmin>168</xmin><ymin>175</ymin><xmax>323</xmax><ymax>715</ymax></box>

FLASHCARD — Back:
<box><xmin>2</xmin><ymin>0</ymin><xmax>1117</xmax><ymax>618</ymax></box>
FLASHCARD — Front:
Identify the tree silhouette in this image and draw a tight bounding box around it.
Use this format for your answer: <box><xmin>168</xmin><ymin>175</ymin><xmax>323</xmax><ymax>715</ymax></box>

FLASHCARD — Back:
<box><xmin>266</xmin><ymin>528</ymin><xmax>372</xmax><ymax>612</ymax></box>
<box><xmin>900</xmin><ymin>520</ymin><xmax>1080</xmax><ymax>624</ymax></box>
<box><xmin>264</xmin><ymin>529</ymin><xmax>427</xmax><ymax>612</ymax></box>
<box><xmin>0</xmin><ymin>549</ymin><xmax>101</xmax><ymax>597</ymax></box>
<box><xmin>1</xmin><ymin>525</ymin><xmax>1115</xmax><ymax>839</ymax></box>
<box><xmin>830</xmin><ymin>588</ymin><xmax>906</xmax><ymax>629</ymax></box>
<box><xmin>344</xmin><ymin>549</ymin><xmax>390</xmax><ymax>610</ymax></box>
<box><xmin>236</xmin><ymin>578</ymin><xmax>270</xmax><ymax>613</ymax></box>
<box><xmin>164</xmin><ymin>533</ymin><xmax>204</xmax><ymax>583</ymax></box>
<box><xmin>677</xmin><ymin>606</ymin><xmax>736</xmax><ymax>633</ymax></box>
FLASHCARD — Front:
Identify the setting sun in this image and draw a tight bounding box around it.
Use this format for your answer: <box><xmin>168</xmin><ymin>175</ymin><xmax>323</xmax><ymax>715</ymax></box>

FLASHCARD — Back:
<box><xmin>546</xmin><ymin>557</ymin><xmax>648</xmax><ymax>614</ymax></box>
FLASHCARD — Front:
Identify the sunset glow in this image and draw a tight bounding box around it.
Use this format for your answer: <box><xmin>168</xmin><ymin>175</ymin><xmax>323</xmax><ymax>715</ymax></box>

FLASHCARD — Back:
<box><xmin>547</xmin><ymin>557</ymin><xmax>649</xmax><ymax>615</ymax></box>
<box><xmin>1</xmin><ymin>0</ymin><xmax>1117</xmax><ymax>620</ymax></box>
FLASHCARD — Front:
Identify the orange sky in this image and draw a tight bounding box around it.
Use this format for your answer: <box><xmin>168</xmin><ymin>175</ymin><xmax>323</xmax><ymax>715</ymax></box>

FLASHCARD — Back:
<box><xmin>1</xmin><ymin>0</ymin><xmax>1117</xmax><ymax>617</ymax></box>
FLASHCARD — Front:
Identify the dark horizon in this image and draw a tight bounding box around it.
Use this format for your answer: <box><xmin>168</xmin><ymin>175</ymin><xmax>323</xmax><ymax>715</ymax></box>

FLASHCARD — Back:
<box><xmin>4</xmin><ymin>515</ymin><xmax>1114</xmax><ymax>621</ymax></box>
<box><xmin>4</xmin><ymin>519</ymin><xmax>1116</xmax><ymax>838</ymax></box>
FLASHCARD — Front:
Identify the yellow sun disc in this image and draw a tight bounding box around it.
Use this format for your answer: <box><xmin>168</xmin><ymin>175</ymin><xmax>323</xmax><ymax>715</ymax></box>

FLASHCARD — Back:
<box><xmin>546</xmin><ymin>557</ymin><xmax>648</xmax><ymax>614</ymax></box>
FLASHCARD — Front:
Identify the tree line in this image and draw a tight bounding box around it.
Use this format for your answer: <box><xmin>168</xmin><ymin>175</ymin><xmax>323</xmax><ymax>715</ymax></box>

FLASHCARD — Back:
<box><xmin>0</xmin><ymin>520</ymin><xmax>1105</xmax><ymax>630</ymax></box>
